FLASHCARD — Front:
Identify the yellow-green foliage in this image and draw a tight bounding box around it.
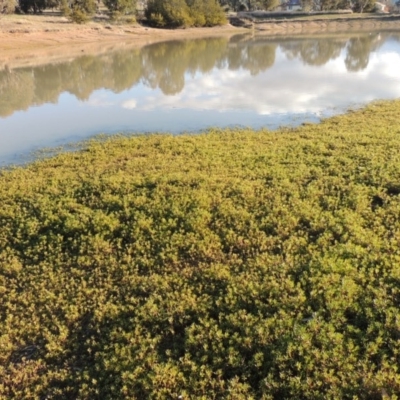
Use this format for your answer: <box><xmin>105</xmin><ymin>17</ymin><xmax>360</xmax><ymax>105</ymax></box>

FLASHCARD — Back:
<box><xmin>1</xmin><ymin>101</ymin><xmax>400</xmax><ymax>398</ymax></box>
<box><xmin>187</xmin><ymin>0</ymin><xmax>227</xmax><ymax>27</ymax></box>
<box><xmin>145</xmin><ymin>0</ymin><xmax>193</xmax><ymax>27</ymax></box>
<box><xmin>145</xmin><ymin>0</ymin><xmax>226</xmax><ymax>28</ymax></box>
<box><xmin>69</xmin><ymin>8</ymin><xmax>90</xmax><ymax>23</ymax></box>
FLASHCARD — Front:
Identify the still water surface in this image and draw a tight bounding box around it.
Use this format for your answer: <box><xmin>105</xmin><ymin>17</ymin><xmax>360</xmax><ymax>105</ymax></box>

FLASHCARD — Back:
<box><xmin>1</xmin><ymin>31</ymin><xmax>400</xmax><ymax>165</ymax></box>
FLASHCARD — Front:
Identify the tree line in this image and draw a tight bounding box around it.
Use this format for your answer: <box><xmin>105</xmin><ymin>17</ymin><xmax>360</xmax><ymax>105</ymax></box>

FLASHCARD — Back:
<box><xmin>0</xmin><ymin>0</ymin><xmax>228</xmax><ymax>25</ymax></box>
<box><xmin>0</xmin><ymin>0</ymin><xmax>385</xmax><ymax>25</ymax></box>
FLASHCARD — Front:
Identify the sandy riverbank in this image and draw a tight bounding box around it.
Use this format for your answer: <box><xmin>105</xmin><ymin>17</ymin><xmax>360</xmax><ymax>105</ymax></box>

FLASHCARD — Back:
<box><xmin>0</xmin><ymin>15</ymin><xmax>247</xmax><ymax>68</ymax></box>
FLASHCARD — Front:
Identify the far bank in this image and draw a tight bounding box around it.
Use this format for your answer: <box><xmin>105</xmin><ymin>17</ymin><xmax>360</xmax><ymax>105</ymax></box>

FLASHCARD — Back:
<box><xmin>1</xmin><ymin>13</ymin><xmax>400</xmax><ymax>68</ymax></box>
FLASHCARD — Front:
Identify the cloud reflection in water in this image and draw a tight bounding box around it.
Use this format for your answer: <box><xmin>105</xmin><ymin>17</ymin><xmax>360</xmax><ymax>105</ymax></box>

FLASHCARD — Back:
<box><xmin>0</xmin><ymin>32</ymin><xmax>400</xmax><ymax>164</ymax></box>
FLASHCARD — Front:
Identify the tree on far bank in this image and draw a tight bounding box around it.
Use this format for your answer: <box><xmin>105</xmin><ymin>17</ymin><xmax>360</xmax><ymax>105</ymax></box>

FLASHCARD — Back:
<box><xmin>145</xmin><ymin>0</ymin><xmax>226</xmax><ymax>28</ymax></box>
<box><xmin>18</xmin><ymin>0</ymin><xmax>46</xmax><ymax>13</ymax></box>
<box><xmin>351</xmin><ymin>0</ymin><xmax>375</xmax><ymax>12</ymax></box>
<box><xmin>189</xmin><ymin>0</ymin><xmax>226</xmax><ymax>26</ymax></box>
<box><xmin>145</xmin><ymin>0</ymin><xmax>192</xmax><ymax>27</ymax></box>
<box><xmin>310</xmin><ymin>0</ymin><xmax>352</xmax><ymax>10</ymax></box>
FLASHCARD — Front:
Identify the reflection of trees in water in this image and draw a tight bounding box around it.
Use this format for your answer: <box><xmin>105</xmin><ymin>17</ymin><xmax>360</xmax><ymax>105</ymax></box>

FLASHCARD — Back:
<box><xmin>246</xmin><ymin>44</ymin><xmax>276</xmax><ymax>75</ymax></box>
<box><xmin>0</xmin><ymin>32</ymin><xmax>397</xmax><ymax>117</ymax></box>
<box><xmin>66</xmin><ymin>56</ymin><xmax>108</xmax><ymax>101</ymax></box>
<box><xmin>299</xmin><ymin>40</ymin><xmax>343</xmax><ymax>66</ymax></box>
<box><xmin>61</xmin><ymin>52</ymin><xmax>142</xmax><ymax>100</ymax></box>
<box><xmin>110</xmin><ymin>51</ymin><xmax>142</xmax><ymax>93</ymax></box>
<box><xmin>225</xmin><ymin>39</ymin><xmax>276</xmax><ymax>75</ymax></box>
<box><xmin>345</xmin><ymin>33</ymin><xmax>382</xmax><ymax>72</ymax></box>
<box><xmin>0</xmin><ymin>37</ymin><xmax>276</xmax><ymax>116</ymax></box>
<box><xmin>141</xmin><ymin>39</ymin><xmax>227</xmax><ymax>95</ymax></box>
<box><xmin>280</xmin><ymin>33</ymin><xmax>388</xmax><ymax>72</ymax></box>
<box><xmin>0</xmin><ymin>50</ymin><xmax>143</xmax><ymax>117</ymax></box>
<box><xmin>280</xmin><ymin>38</ymin><xmax>346</xmax><ymax>66</ymax></box>
<box><xmin>141</xmin><ymin>41</ymin><xmax>190</xmax><ymax>95</ymax></box>
<box><xmin>0</xmin><ymin>69</ymin><xmax>35</xmax><ymax>117</ymax></box>
<box><xmin>33</xmin><ymin>66</ymin><xmax>64</xmax><ymax>104</ymax></box>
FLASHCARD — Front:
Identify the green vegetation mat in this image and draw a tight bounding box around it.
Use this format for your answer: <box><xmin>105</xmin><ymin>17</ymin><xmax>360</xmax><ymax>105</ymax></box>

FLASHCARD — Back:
<box><xmin>1</xmin><ymin>101</ymin><xmax>400</xmax><ymax>399</ymax></box>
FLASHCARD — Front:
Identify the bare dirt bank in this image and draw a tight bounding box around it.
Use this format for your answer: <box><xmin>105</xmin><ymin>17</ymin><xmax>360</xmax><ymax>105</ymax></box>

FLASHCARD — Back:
<box><xmin>0</xmin><ymin>15</ymin><xmax>246</xmax><ymax>69</ymax></box>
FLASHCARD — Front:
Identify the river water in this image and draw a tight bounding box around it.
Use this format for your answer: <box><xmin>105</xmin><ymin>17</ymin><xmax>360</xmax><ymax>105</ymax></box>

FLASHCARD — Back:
<box><xmin>1</xmin><ymin>31</ymin><xmax>400</xmax><ymax>165</ymax></box>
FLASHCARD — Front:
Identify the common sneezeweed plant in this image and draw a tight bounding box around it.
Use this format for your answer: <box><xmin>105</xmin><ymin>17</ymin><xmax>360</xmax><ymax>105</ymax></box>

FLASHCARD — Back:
<box><xmin>1</xmin><ymin>100</ymin><xmax>400</xmax><ymax>399</ymax></box>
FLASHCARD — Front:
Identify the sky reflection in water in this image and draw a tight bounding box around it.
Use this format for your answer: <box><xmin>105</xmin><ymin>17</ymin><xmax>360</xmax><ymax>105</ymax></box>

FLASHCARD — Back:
<box><xmin>0</xmin><ymin>32</ymin><xmax>400</xmax><ymax>164</ymax></box>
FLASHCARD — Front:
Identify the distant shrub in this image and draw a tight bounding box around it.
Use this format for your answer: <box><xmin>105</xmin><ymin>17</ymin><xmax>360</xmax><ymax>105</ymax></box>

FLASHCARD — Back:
<box><xmin>145</xmin><ymin>0</ymin><xmax>226</xmax><ymax>27</ymax></box>
<box><xmin>67</xmin><ymin>0</ymin><xmax>96</xmax><ymax>23</ymax></box>
<box><xmin>59</xmin><ymin>0</ymin><xmax>71</xmax><ymax>16</ymax></box>
<box><xmin>103</xmin><ymin>0</ymin><xmax>136</xmax><ymax>18</ymax></box>
<box><xmin>0</xmin><ymin>0</ymin><xmax>17</xmax><ymax>14</ymax></box>
<box><xmin>147</xmin><ymin>11</ymin><xmax>165</xmax><ymax>26</ymax></box>
<box><xmin>69</xmin><ymin>7</ymin><xmax>89</xmax><ymax>22</ymax></box>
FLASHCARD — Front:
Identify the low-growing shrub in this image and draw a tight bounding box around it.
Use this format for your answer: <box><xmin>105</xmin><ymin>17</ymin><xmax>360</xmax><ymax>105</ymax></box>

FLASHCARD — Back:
<box><xmin>67</xmin><ymin>0</ymin><xmax>96</xmax><ymax>23</ymax></box>
<box><xmin>1</xmin><ymin>101</ymin><xmax>400</xmax><ymax>398</ymax></box>
<box><xmin>69</xmin><ymin>7</ymin><xmax>89</xmax><ymax>23</ymax></box>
